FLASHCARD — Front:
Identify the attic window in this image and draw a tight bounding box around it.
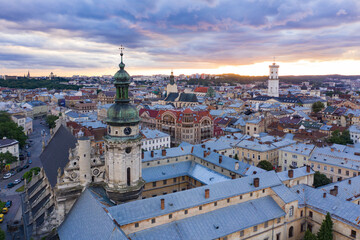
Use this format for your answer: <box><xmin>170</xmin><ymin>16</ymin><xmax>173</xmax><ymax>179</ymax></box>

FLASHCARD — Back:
<box><xmin>73</xmin><ymin>162</ymin><xmax>77</xmax><ymax>166</ymax></box>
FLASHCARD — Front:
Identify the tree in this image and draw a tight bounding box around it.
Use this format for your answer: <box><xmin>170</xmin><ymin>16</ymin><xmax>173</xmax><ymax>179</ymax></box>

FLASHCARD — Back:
<box><xmin>0</xmin><ymin>228</ymin><xmax>5</xmax><ymax>240</ymax></box>
<box><xmin>257</xmin><ymin>160</ymin><xmax>273</xmax><ymax>171</ymax></box>
<box><xmin>312</xmin><ymin>101</ymin><xmax>325</xmax><ymax>113</ymax></box>
<box><xmin>317</xmin><ymin>212</ymin><xmax>333</xmax><ymax>240</ymax></box>
<box><xmin>0</xmin><ymin>112</ymin><xmax>27</xmax><ymax>148</ymax></box>
<box><xmin>313</xmin><ymin>171</ymin><xmax>331</xmax><ymax>188</ymax></box>
<box><xmin>328</xmin><ymin>130</ymin><xmax>353</xmax><ymax>145</ymax></box>
<box><xmin>46</xmin><ymin>115</ymin><xmax>59</xmax><ymax>129</ymax></box>
<box><xmin>0</xmin><ymin>151</ymin><xmax>17</xmax><ymax>165</ymax></box>
<box><xmin>206</xmin><ymin>87</ymin><xmax>215</xmax><ymax>98</ymax></box>
<box><xmin>304</xmin><ymin>230</ymin><xmax>317</xmax><ymax>240</ymax></box>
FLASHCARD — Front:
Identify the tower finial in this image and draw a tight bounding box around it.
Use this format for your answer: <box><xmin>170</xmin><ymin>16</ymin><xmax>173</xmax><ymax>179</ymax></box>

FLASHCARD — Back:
<box><xmin>119</xmin><ymin>45</ymin><xmax>124</xmax><ymax>63</ymax></box>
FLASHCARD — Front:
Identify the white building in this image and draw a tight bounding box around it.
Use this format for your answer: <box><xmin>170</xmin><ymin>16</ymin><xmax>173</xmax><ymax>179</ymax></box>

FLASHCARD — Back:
<box><xmin>349</xmin><ymin>125</ymin><xmax>360</xmax><ymax>143</ymax></box>
<box><xmin>0</xmin><ymin>138</ymin><xmax>19</xmax><ymax>159</ymax></box>
<box><xmin>11</xmin><ymin>114</ymin><xmax>26</xmax><ymax>131</ymax></box>
<box><xmin>11</xmin><ymin>114</ymin><xmax>33</xmax><ymax>136</ymax></box>
<box><xmin>268</xmin><ymin>62</ymin><xmax>279</xmax><ymax>97</ymax></box>
<box><xmin>141</xmin><ymin>129</ymin><xmax>170</xmax><ymax>151</ymax></box>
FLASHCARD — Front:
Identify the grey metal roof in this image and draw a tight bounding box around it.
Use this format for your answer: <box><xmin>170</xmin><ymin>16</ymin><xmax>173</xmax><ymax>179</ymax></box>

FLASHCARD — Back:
<box><xmin>271</xmin><ymin>185</ymin><xmax>299</xmax><ymax>203</ymax></box>
<box><xmin>0</xmin><ymin>138</ymin><xmax>18</xmax><ymax>148</ymax></box>
<box><xmin>107</xmin><ymin>171</ymin><xmax>282</xmax><ymax>225</ymax></box>
<box><xmin>143</xmin><ymin>144</ymin><xmax>265</xmax><ymax>177</ymax></box>
<box><xmin>291</xmin><ymin>184</ymin><xmax>360</xmax><ymax>229</ymax></box>
<box><xmin>40</xmin><ymin>125</ymin><xmax>77</xmax><ymax>187</ymax></box>
<box><xmin>58</xmin><ymin>188</ymin><xmax>128</xmax><ymax>240</ymax></box>
<box><xmin>320</xmin><ymin>175</ymin><xmax>360</xmax><ymax>202</ymax></box>
<box><xmin>279</xmin><ymin>143</ymin><xmax>315</xmax><ymax>156</ymax></box>
<box><xmin>309</xmin><ymin>145</ymin><xmax>360</xmax><ymax>171</ymax></box>
<box><xmin>276</xmin><ymin>166</ymin><xmax>314</xmax><ymax>182</ymax></box>
<box><xmin>142</xmin><ymin>161</ymin><xmax>230</xmax><ymax>184</ymax></box>
<box><xmin>128</xmin><ymin>196</ymin><xmax>285</xmax><ymax>240</ymax></box>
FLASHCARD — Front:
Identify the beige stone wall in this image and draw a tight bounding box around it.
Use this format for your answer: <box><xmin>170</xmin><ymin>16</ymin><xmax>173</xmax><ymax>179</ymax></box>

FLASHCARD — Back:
<box><xmin>279</xmin><ymin>150</ymin><xmax>309</xmax><ymax>171</ymax></box>
<box><xmin>142</xmin><ymin>176</ymin><xmax>203</xmax><ymax>199</ymax></box>
<box><xmin>236</xmin><ymin>147</ymin><xmax>279</xmax><ymax>166</ymax></box>
<box><xmin>309</xmin><ymin>160</ymin><xmax>359</xmax><ymax>182</ymax></box>
<box><xmin>307</xmin><ymin>208</ymin><xmax>358</xmax><ymax>240</ymax></box>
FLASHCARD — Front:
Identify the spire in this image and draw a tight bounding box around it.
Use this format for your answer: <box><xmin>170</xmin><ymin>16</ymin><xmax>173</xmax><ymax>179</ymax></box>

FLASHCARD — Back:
<box><xmin>119</xmin><ymin>45</ymin><xmax>125</xmax><ymax>69</ymax></box>
<box><xmin>113</xmin><ymin>45</ymin><xmax>131</xmax><ymax>103</ymax></box>
<box><xmin>170</xmin><ymin>70</ymin><xmax>175</xmax><ymax>85</ymax></box>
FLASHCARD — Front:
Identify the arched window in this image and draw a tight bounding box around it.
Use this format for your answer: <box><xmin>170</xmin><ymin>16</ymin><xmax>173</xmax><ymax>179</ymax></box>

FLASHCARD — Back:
<box><xmin>127</xmin><ymin>167</ymin><xmax>131</xmax><ymax>186</ymax></box>
<box><xmin>289</xmin><ymin>206</ymin><xmax>294</xmax><ymax>217</ymax></box>
<box><xmin>289</xmin><ymin>226</ymin><xmax>294</xmax><ymax>238</ymax></box>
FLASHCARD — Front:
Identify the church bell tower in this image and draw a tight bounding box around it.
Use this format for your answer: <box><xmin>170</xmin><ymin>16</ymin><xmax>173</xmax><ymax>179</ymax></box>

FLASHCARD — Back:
<box><xmin>104</xmin><ymin>47</ymin><xmax>145</xmax><ymax>203</ymax></box>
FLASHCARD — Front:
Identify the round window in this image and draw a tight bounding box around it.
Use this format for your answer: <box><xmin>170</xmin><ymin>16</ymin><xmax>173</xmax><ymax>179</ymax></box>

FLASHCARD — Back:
<box><xmin>125</xmin><ymin>147</ymin><xmax>132</xmax><ymax>154</ymax></box>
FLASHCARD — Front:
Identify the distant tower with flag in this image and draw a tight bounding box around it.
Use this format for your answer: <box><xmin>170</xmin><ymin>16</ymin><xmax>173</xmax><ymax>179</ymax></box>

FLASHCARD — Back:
<box><xmin>267</xmin><ymin>58</ymin><xmax>279</xmax><ymax>97</ymax></box>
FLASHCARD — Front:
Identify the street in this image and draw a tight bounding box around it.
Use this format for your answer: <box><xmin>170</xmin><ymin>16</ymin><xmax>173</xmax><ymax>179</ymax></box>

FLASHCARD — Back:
<box><xmin>0</xmin><ymin>118</ymin><xmax>50</xmax><ymax>239</ymax></box>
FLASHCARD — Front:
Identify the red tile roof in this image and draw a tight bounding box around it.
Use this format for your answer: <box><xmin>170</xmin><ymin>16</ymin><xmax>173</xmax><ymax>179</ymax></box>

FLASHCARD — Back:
<box><xmin>194</xmin><ymin>87</ymin><xmax>208</xmax><ymax>93</ymax></box>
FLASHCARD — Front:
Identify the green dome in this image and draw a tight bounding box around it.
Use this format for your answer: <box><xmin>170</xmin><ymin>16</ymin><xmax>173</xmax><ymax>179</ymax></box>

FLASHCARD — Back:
<box><xmin>106</xmin><ymin>103</ymin><xmax>140</xmax><ymax>125</ymax></box>
<box><xmin>114</xmin><ymin>62</ymin><xmax>131</xmax><ymax>83</ymax></box>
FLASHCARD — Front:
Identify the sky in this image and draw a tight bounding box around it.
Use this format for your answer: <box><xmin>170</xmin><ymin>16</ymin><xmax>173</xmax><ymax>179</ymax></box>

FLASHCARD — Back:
<box><xmin>1</xmin><ymin>0</ymin><xmax>360</xmax><ymax>77</ymax></box>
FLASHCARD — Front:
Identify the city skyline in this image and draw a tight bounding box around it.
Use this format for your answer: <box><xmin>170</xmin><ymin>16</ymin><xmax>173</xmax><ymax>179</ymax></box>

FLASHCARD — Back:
<box><xmin>1</xmin><ymin>0</ymin><xmax>360</xmax><ymax>76</ymax></box>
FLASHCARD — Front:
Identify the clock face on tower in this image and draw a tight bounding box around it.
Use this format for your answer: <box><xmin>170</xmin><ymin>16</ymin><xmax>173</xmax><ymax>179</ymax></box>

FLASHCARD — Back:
<box><xmin>124</xmin><ymin>127</ymin><xmax>132</xmax><ymax>135</ymax></box>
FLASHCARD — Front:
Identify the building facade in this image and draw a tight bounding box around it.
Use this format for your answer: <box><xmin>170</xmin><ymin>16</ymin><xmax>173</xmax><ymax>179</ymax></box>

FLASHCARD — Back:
<box><xmin>0</xmin><ymin>138</ymin><xmax>19</xmax><ymax>159</ymax></box>
<box><xmin>141</xmin><ymin>129</ymin><xmax>170</xmax><ymax>151</ymax></box>
<box><xmin>155</xmin><ymin>108</ymin><xmax>213</xmax><ymax>145</ymax></box>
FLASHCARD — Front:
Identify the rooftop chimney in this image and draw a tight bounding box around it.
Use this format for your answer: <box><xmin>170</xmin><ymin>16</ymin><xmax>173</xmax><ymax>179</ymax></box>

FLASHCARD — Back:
<box><xmin>219</xmin><ymin>155</ymin><xmax>223</xmax><ymax>164</ymax></box>
<box><xmin>203</xmin><ymin>151</ymin><xmax>207</xmax><ymax>158</ymax></box>
<box><xmin>323</xmin><ymin>193</ymin><xmax>326</xmax><ymax>198</ymax></box>
<box><xmin>142</xmin><ymin>151</ymin><xmax>144</xmax><ymax>159</ymax></box>
<box><xmin>288</xmin><ymin>169</ymin><xmax>294</xmax><ymax>178</ymax></box>
<box><xmin>253</xmin><ymin>177</ymin><xmax>260</xmax><ymax>188</ymax></box>
<box><xmin>306</xmin><ymin>165</ymin><xmax>311</xmax><ymax>173</ymax></box>
<box><xmin>235</xmin><ymin>162</ymin><xmax>239</xmax><ymax>171</ymax></box>
<box><xmin>161</xmin><ymin>198</ymin><xmax>165</xmax><ymax>210</ymax></box>
<box><xmin>349</xmin><ymin>179</ymin><xmax>352</xmax><ymax>185</ymax></box>
<box><xmin>205</xmin><ymin>189</ymin><xmax>210</xmax><ymax>199</ymax></box>
<box><xmin>151</xmin><ymin>151</ymin><xmax>154</xmax><ymax>158</ymax></box>
<box><xmin>202</xmin><ymin>144</ymin><xmax>206</xmax><ymax>148</ymax></box>
<box><xmin>162</xmin><ymin>149</ymin><xmax>166</xmax><ymax>156</ymax></box>
<box><xmin>330</xmin><ymin>186</ymin><xmax>338</xmax><ymax>196</ymax></box>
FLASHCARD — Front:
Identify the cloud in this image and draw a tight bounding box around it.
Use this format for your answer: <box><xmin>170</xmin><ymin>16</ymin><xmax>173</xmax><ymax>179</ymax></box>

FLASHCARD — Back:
<box><xmin>0</xmin><ymin>0</ymin><xmax>360</xmax><ymax>74</ymax></box>
<box><xmin>337</xmin><ymin>9</ymin><xmax>348</xmax><ymax>16</ymax></box>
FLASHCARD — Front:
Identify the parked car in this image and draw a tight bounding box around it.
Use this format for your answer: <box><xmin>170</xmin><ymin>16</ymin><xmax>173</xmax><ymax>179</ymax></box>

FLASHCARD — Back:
<box><xmin>7</xmin><ymin>183</ymin><xmax>15</xmax><ymax>188</ymax></box>
<box><xmin>14</xmin><ymin>179</ymin><xmax>21</xmax><ymax>185</ymax></box>
<box><xmin>3</xmin><ymin>173</ymin><xmax>11</xmax><ymax>179</ymax></box>
<box><xmin>5</xmin><ymin>201</ymin><xmax>12</xmax><ymax>208</ymax></box>
<box><xmin>28</xmin><ymin>159</ymin><xmax>32</xmax><ymax>164</ymax></box>
<box><xmin>23</xmin><ymin>164</ymin><xmax>30</xmax><ymax>169</ymax></box>
<box><xmin>19</xmin><ymin>154</ymin><xmax>25</xmax><ymax>161</ymax></box>
<box><xmin>0</xmin><ymin>214</ymin><xmax>4</xmax><ymax>223</ymax></box>
<box><xmin>2</xmin><ymin>208</ymin><xmax>8</xmax><ymax>214</ymax></box>
<box><xmin>27</xmin><ymin>151</ymin><xmax>31</xmax><ymax>157</ymax></box>
<box><xmin>16</xmin><ymin>167</ymin><xmax>23</xmax><ymax>173</ymax></box>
